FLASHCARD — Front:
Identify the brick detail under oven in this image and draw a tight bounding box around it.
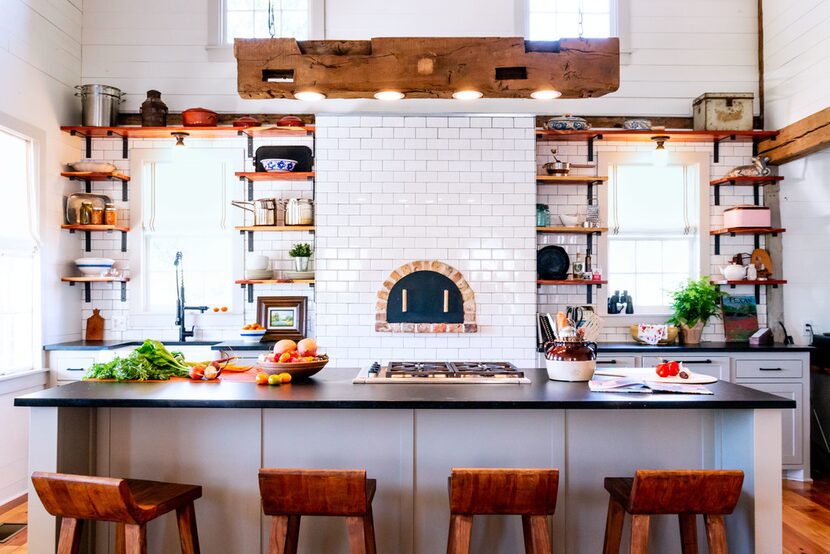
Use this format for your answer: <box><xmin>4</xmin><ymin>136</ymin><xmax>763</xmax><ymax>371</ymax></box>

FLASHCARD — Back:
<box><xmin>375</xmin><ymin>261</ymin><xmax>477</xmax><ymax>333</ymax></box>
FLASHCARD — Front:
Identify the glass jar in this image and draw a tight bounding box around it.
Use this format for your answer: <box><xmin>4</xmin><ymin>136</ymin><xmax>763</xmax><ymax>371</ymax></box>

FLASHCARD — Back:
<box><xmin>105</xmin><ymin>203</ymin><xmax>117</xmax><ymax>225</ymax></box>
<box><xmin>536</xmin><ymin>203</ymin><xmax>550</xmax><ymax>227</ymax></box>
<box><xmin>91</xmin><ymin>206</ymin><xmax>104</xmax><ymax>225</ymax></box>
<box><xmin>79</xmin><ymin>202</ymin><xmax>93</xmax><ymax>225</ymax></box>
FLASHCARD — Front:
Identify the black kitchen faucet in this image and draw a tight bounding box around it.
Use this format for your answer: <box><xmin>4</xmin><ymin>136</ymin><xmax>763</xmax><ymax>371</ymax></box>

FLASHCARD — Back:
<box><xmin>174</xmin><ymin>251</ymin><xmax>208</xmax><ymax>342</ymax></box>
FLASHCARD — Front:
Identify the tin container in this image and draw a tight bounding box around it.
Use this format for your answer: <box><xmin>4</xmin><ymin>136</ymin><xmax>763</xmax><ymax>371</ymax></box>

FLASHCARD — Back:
<box><xmin>723</xmin><ymin>205</ymin><xmax>771</xmax><ymax>228</ymax></box>
<box><xmin>693</xmin><ymin>93</ymin><xmax>754</xmax><ymax>131</ymax></box>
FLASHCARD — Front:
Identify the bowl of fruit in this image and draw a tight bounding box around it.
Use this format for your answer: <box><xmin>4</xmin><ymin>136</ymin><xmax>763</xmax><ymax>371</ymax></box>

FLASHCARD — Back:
<box><xmin>257</xmin><ymin>338</ymin><xmax>328</xmax><ymax>379</ymax></box>
<box><xmin>240</xmin><ymin>323</ymin><xmax>266</xmax><ymax>343</ymax></box>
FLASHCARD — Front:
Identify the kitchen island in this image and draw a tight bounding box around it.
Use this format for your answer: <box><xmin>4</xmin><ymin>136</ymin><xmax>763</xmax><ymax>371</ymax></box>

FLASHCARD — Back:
<box><xmin>16</xmin><ymin>369</ymin><xmax>792</xmax><ymax>554</ymax></box>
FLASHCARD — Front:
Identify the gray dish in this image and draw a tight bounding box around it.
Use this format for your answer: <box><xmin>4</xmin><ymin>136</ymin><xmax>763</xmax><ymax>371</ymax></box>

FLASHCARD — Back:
<box><xmin>64</xmin><ymin>193</ymin><xmax>112</xmax><ymax>224</ymax></box>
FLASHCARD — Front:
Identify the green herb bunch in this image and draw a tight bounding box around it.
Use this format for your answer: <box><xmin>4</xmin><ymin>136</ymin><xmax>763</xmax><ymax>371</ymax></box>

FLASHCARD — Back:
<box><xmin>84</xmin><ymin>339</ymin><xmax>190</xmax><ymax>381</ymax></box>
<box><xmin>289</xmin><ymin>243</ymin><xmax>313</xmax><ymax>257</ymax></box>
<box><xmin>667</xmin><ymin>276</ymin><xmax>725</xmax><ymax>328</ymax></box>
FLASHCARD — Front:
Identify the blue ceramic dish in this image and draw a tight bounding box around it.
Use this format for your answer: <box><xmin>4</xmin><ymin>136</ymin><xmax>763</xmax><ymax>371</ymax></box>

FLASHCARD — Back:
<box><xmin>261</xmin><ymin>158</ymin><xmax>298</xmax><ymax>172</ymax></box>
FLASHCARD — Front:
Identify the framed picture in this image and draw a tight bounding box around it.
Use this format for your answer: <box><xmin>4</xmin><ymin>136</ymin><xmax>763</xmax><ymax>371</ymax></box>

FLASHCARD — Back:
<box><xmin>256</xmin><ymin>296</ymin><xmax>307</xmax><ymax>341</ymax></box>
<box><xmin>721</xmin><ymin>294</ymin><xmax>759</xmax><ymax>342</ymax></box>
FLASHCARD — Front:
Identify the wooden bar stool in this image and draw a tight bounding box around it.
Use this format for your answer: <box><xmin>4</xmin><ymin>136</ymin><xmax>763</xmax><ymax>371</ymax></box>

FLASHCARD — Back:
<box><xmin>31</xmin><ymin>471</ymin><xmax>202</xmax><ymax>554</ymax></box>
<box><xmin>447</xmin><ymin>468</ymin><xmax>560</xmax><ymax>554</ymax></box>
<box><xmin>602</xmin><ymin>469</ymin><xmax>744</xmax><ymax>554</ymax></box>
<box><xmin>258</xmin><ymin>468</ymin><xmax>377</xmax><ymax>554</ymax></box>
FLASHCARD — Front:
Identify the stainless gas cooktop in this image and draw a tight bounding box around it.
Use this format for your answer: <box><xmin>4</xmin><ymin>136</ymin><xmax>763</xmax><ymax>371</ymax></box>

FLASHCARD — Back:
<box><xmin>353</xmin><ymin>361</ymin><xmax>530</xmax><ymax>384</ymax></box>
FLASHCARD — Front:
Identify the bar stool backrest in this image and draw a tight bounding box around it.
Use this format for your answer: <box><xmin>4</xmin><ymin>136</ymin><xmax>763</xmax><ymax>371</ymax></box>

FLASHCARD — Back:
<box><xmin>31</xmin><ymin>471</ymin><xmax>142</xmax><ymax>524</ymax></box>
<box><xmin>259</xmin><ymin>468</ymin><xmax>369</xmax><ymax>516</ymax></box>
<box><xmin>449</xmin><ymin>468</ymin><xmax>560</xmax><ymax>515</ymax></box>
<box><xmin>628</xmin><ymin>470</ymin><xmax>744</xmax><ymax>515</ymax></box>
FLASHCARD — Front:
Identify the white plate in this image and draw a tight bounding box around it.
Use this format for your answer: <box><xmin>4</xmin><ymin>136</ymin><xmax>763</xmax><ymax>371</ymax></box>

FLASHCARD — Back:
<box><xmin>244</xmin><ymin>270</ymin><xmax>274</xmax><ymax>280</ymax></box>
<box><xmin>69</xmin><ymin>161</ymin><xmax>117</xmax><ymax>173</ymax></box>
<box><xmin>594</xmin><ymin>367</ymin><xmax>717</xmax><ymax>384</ymax></box>
<box><xmin>284</xmin><ymin>271</ymin><xmax>314</xmax><ymax>280</ymax></box>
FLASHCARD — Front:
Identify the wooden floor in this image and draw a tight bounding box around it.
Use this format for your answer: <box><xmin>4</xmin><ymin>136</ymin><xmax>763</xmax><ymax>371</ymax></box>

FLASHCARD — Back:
<box><xmin>0</xmin><ymin>480</ymin><xmax>828</xmax><ymax>553</ymax></box>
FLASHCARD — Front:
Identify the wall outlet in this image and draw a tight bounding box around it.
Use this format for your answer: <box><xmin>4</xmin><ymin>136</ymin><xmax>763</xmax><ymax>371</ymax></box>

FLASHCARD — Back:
<box><xmin>802</xmin><ymin>320</ymin><xmax>815</xmax><ymax>336</ymax></box>
<box><xmin>111</xmin><ymin>316</ymin><xmax>127</xmax><ymax>331</ymax></box>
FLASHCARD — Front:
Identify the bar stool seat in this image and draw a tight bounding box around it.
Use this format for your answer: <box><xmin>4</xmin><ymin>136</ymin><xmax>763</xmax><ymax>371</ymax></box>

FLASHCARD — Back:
<box><xmin>258</xmin><ymin>468</ymin><xmax>377</xmax><ymax>554</ymax></box>
<box><xmin>602</xmin><ymin>469</ymin><xmax>744</xmax><ymax>554</ymax></box>
<box><xmin>447</xmin><ymin>468</ymin><xmax>560</xmax><ymax>554</ymax></box>
<box><xmin>31</xmin><ymin>471</ymin><xmax>202</xmax><ymax>554</ymax></box>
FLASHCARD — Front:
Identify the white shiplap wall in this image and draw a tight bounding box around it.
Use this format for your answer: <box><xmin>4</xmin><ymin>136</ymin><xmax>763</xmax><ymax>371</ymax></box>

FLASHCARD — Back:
<box><xmin>0</xmin><ymin>0</ymin><xmax>83</xmax><ymax>507</ymax></box>
<box><xmin>80</xmin><ymin>0</ymin><xmax>759</xmax><ymax>116</ymax></box>
<box><xmin>763</xmin><ymin>0</ymin><xmax>830</xmax><ymax>342</ymax></box>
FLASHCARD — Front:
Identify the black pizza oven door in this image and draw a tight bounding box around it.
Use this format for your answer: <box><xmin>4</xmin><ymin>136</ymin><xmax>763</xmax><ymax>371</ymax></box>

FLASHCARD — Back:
<box><xmin>386</xmin><ymin>271</ymin><xmax>464</xmax><ymax>324</ymax></box>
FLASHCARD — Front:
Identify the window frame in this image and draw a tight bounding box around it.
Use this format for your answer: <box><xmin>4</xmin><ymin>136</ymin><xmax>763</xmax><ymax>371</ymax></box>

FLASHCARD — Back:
<box><xmin>597</xmin><ymin>150</ymin><xmax>711</xmax><ymax>318</ymax></box>
<box><xmin>128</xmin><ymin>147</ymin><xmax>244</xmax><ymax>329</ymax></box>
<box><xmin>208</xmin><ymin>0</ymin><xmax>325</xmax><ymax>52</ymax></box>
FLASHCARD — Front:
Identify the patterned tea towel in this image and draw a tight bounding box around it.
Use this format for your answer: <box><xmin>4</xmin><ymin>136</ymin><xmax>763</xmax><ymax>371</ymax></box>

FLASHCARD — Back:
<box><xmin>637</xmin><ymin>324</ymin><xmax>667</xmax><ymax>345</ymax></box>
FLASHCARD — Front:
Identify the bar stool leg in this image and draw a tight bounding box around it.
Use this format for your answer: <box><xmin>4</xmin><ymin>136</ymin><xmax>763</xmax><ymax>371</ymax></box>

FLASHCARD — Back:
<box><xmin>176</xmin><ymin>502</ymin><xmax>201</xmax><ymax>554</ymax></box>
<box><xmin>57</xmin><ymin>517</ymin><xmax>82</xmax><ymax>554</ymax></box>
<box><xmin>704</xmin><ymin>514</ymin><xmax>728</xmax><ymax>554</ymax></box>
<box><xmin>116</xmin><ymin>523</ymin><xmax>126</xmax><ymax>554</ymax></box>
<box><xmin>447</xmin><ymin>514</ymin><xmax>473</xmax><ymax>554</ymax></box>
<box><xmin>269</xmin><ymin>516</ymin><xmax>300</xmax><ymax>554</ymax></box>
<box><xmin>522</xmin><ymin>514</ymin><xmax>552</xmax><ymax>554</ymax></box>
<box><xmin>346</xmin><ymin>511</ymin><xmax>377</xmax><ymax>554</ymax></box>
<box><xmin>629</xmin><ymin>515</ymin><xmax>650</xmax><ymax>554</ymax></box>
<box><xmin>123</xmin><ymin>523</ymin><xmax>147</xmax><ymax>554</ymax></box>
<box><xmin>678</xmin><ymin>514</ymin><xmax>699</xmax><ymax>554</ymax></box>
<box><xmin>602</xmin><ymin>497</ymin><xmax>625</xmax><ymax>554</ymax></box>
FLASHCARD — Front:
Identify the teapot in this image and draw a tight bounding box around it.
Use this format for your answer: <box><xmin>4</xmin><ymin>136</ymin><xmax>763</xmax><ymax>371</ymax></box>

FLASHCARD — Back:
<box><xmin>720</xmin><ymin>262</ymin><xmax>746</xmax><ymax>281</ymax></box>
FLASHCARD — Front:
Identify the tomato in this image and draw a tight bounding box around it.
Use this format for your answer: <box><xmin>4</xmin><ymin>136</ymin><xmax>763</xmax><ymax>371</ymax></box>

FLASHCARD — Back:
<box><xmin>279</xmin><ymin>372</ymin><xmax>292</xmax><ymax>384</ymax></box>
<box><xmin>666</xmin><ymin>360</ymin><xmax>680</xmax><ymax>377</ymax></box>
<box><xmin>268</xmin><ymin>374</ymin><xmax>282</xmax><ymax>386</ymax></box>
<box><xmin>255</xmin><ymin>372</ymin><xmax>269</xmax><ymax>385</ymax></box>
<box><xmin>655</xmin><ymin>363</ymin><xmax>666</xmax><ymax>375</ymax></box>
<box><xmin>278</xmin><ymin>352</ymin><xmax>292</xmax><ymax>363</ymax></box>
<box><xmin>304</xmin><ymin>356</ymin><xmax>315</xmax><ymax>362</ymax></box>
<box><xmin>656</xmin><ymin>366</ymin><xmax>670</xmax><ymax>378</ymax></box>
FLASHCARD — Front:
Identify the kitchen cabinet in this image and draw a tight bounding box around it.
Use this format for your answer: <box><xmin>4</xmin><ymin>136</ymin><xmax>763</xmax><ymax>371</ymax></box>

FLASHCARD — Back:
<box><xmin>47</xmin><ymin>349</ymin><xmax>124</xmax><ymax>386</ymax></box>
<box><xmin>738</xmin><ymin>382</ymin><xmax>804</xmax><ymax>466</ymax></box>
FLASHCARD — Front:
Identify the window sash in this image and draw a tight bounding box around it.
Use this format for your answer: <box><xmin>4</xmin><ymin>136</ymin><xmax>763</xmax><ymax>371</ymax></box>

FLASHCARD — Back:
<box><xmin>526</xmin><ymin>0</ymin><xmax>617</xmax><ymax>41</ymax></box>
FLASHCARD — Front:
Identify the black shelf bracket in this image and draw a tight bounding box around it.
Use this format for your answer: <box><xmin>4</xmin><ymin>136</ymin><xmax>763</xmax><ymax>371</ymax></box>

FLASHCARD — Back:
<box><xmin>120</xmin><ymin>281</ymin><xmax>127</xmax><ymax>302</ymax></box>
<box><xmin>587</xmin><ymin>183</ymin><xmax>594</xmax><ymax>204</ymax></box>
<box><xmin>713</xmin><ymin>185</ymin><xmax>720</xmax><ymax>206</ymax></box>
<box><xmin>714</xmin><ymin>234</ymin><xmax>720</xmax><ymax>255</ymax></box>
<box><xmin>247</xmin><ymin>283</ymin><xmax>254</xmax><ymax>303</ymax></box>
<box><xmin>586</xmin><ymin>284</ymin><xmax>593</xmax><ymax>304</ymax></box>
<box><xmin>754</xmin><ymin>234</ymin><xmax>761</xmax><ymax>249</ymax></box>
<box><xmin>246</xmin><ymin>133</ymin><xmax>254</xmax><ymax>158</ymax></box>
<box><xmin>120</xmin><ymin>230</ymin><xmax>127</xmax><ymax>252</ymax></box>
<box><xmin>85</xmin><ymin>282</ymin><xmax>91</xmax><ymax>303</ymax></box>
<box><xmin>753</xmin><ymin>184</ymin><xmax>760</xmax><ymax>205</ymax></box>
<box><xmin>587</xmin><ymin>133</ymin><xmax>603</xmax><ymax>162</ymax></box>
<box><xmin>84</xmin><ymin>178</ymin><xmax>92</xmax><ymax>193</ymax></box>
<box><xmin>122</xmin><ymin>181</ymin><xmax>129</xmax><ymax>201</ymax></box>
<box><xmin>121</xmin><ymin>136</ymin><xmax>128</xmax><ymax>159</ymax></box>
<box><xmin>246</xmin><ymin>178</ymin><xmax>254</xmax><ymax>201</ymax></box>
<box><xmin>587</xmin><ymin>232</ymin><xmax>593</xmax><ymax>257</ymax></box>
<box><xmin>713</xmin><ymin>134</ymin><xmax>736</xmax><ymax>164</ymax></box>
<box><xmin>84</xmin><ymin>230</ymin><xmax>91</xmax><ymax>252</ymax></box>
<box><xmin>85</xmin><ymin>136</ymin><xmax>92</xmax><ymax>158</ymax></box>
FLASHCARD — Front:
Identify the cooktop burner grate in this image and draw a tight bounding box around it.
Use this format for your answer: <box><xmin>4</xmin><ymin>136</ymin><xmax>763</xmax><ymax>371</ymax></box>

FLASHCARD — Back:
<box><xmin>384</xmin><ymin>361</ymin><xmax>521</xmax><ymax>378</ymax></box>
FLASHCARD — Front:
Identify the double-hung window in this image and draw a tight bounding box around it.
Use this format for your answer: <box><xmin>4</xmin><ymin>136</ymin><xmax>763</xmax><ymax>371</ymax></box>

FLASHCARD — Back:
<box><xmin>526</xmin><ymin>0</ymin><xmax>617</xmax><ymax>41</ymax></box>
<box><xmin>602</xmin><ymin>151</ymin><xmax>710</xmax><ymax>314</ymax></box>
<box><xmin>0</xmin><ymin>127</ymin><xmax>39</xmax><ymax>374</ymax></box>
<box><xmin>216</xmin><ymin>0</ymin><xmax>320</xmax><ymax>45</ymax></box>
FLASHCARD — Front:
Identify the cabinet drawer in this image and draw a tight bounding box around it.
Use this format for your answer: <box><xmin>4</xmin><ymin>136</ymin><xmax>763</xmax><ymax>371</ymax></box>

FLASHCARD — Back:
<box><xmin>52</xmin><ymin>355</ymin><xmax>96</xmax><ymax>381</ymax></box>
<box><xmin>642</xmin><ymin>356</ymin><xmax>730</xmax><ymax>381</ymax></box>
<box><xmin>735</xmin><ymin>359</ymin><xmax>803</xmax><ymax>380</ymax></box>
<box><xmin>596</xmin><ymin>356</ymin><xmax>637</xmax><ymax>368</ymax></box>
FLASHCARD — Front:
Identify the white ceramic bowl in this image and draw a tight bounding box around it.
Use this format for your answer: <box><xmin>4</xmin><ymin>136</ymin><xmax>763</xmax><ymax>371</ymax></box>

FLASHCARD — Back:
<box><xmin>261</xmin><ymin>158</ymin><xmax>297</xmax><ymax>172</ymax></box>
<box><xmin>247</xmin><ymin>254</ymin><xmax>270</xmax><ymax>271</ymax></box>
<box><xmin>69</xmin><ymin>161</ymin><xmax>117</xmax><ymax>173</ymax></box>
<box><xmin>559</xmin><ymin>214</ymin><xmax>579</xmax><ymax>226</ymax></box>
<box><xmin>74</xmin><ymin>258</ymin><xmax>114</xmax><ymax>276</ymax></box>
<box><xmin>239</xmin><ymin>329</ymin><xmax>266</xmax><ymax>343</ymax></box>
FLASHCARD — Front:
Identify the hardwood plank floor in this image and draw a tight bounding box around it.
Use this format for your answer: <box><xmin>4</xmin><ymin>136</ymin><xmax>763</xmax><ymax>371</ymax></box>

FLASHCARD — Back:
<box><xmin>0</xmin><ymin>480</ymin><xmax>828</xmax><ymax>553</ymax></box>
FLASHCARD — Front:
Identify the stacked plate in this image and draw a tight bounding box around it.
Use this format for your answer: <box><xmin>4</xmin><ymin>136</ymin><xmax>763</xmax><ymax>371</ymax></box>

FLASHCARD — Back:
<box><xmin>245</xmin><ymin>269</ymin><xmax>273</xmax><ymax>280</ymax></box>
<box><xmin>284</xmin><ymin>270</ymin><xmax>314</xmax><ymax>280</ymax></box>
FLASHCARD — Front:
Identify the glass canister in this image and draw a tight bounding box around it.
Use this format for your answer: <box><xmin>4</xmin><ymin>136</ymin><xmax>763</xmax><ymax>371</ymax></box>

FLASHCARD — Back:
<box><xmin>105</xmin><ymin>203</ymin><xmax>117</xmax><ymax>225</ymax></box>
<box><xmin>285</xmin><ymin>198</ymin><xmax>314</xmax><ymax>225</ymax></box>
<box><xmin>79</xmin><ymin>201</ymin><xmax>93</xmax><ymax>225</ymax></box>
<box><xmin>91</xmin><ymin>206</ymin><xmax>104</xmax><ymax>225</ymax></box>
<box><xmin>536</xmin><ymin>203</ymin><xmax>550</xmax><ymax>227</ymax></box>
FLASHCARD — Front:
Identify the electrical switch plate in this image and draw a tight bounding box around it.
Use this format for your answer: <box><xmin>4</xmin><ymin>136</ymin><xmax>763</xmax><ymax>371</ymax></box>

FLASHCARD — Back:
<box><xmin>112</xmin><ymin>316</ymin><xmax>126</xmax><ymax>331</ymax></box>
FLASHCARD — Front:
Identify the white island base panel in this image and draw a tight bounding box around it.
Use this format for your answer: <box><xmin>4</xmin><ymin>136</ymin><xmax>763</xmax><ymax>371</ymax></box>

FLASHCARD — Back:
<box><xmin>27</xmin><ymin>407</ymin><xmax>782</xmax><ymax>553</ymax></box>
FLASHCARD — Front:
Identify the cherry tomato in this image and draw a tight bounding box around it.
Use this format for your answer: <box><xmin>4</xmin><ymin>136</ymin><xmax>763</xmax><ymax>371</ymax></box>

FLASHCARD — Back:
<box><xmin>655</xmin><ymin>363</ymin><xmax>666</xmax><ymax>375</ymax></box>
<box><xmin>268</xmin><ymin>374</ymin><xmax>282</xmax><ymax>386</ymax></box>
<box><xmin>666</xmin><ymin>360</ymin><xmax>680</xmax><ymax>377</ymax></box>
<box><xmin>279</xmin><ymin>372</ymin><xmax>292</xmax><ymax>384</ymax></box>
<box><xmin>278</xmin><ymin>352</ymin><xmax>291</xmax><ymax>363</ymax></box>
<box><xmin>255</xmin><ymin>372</ymin><xmax>269</xmax><ymax>385</ymax></box>
<box><xmin>656</xmin><ymin>366</ymin><xmax>670</xmax><ymax>378</ymax></box>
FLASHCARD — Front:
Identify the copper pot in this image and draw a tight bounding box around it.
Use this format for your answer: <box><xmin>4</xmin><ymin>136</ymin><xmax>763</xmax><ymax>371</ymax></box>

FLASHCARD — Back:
<box><xmin>233</xmin><ymin>116</ymin><xmax>260</xmax><ymax>128</ymax></box>
<box><xmin>182</xmin><ymin>107</ymin><xmax>218</xmax><ymax>127</ymax></box>
<box><xmin>544</xmin><ymin>339</ymin><xmax>597</xmax><ymax>381</ymax></box>
<box><xmin>276</xmin><ymin>115</ymin><xmax>305</xmax><ymax>127</ymax></box>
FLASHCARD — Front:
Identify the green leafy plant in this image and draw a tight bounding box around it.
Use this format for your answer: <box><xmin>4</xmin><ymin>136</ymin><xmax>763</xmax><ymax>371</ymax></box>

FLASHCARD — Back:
<box><xmin>84</xmin><ymin>339</ymin><xmax>190</xmax><ymax>381</ymax></box>
<box><xmin>667</xmin><ymin>276</ymin><xmax>725</xmax><ymax>328</ymax></box>
<box><xmin>289</xmin><ymin>243</ymin><xmax>313</xmax><ymax>257</ymax></box>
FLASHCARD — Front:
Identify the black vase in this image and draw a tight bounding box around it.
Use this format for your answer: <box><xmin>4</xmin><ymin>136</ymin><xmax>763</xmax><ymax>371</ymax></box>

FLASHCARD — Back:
<box><xmin>140</xmin><ymin>90</ymin><xmax>168</xmax><ymax>127</ymax></box>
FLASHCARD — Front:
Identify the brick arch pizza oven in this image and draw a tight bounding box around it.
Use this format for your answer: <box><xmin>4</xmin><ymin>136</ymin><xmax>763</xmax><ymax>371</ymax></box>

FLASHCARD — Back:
<box><xmin>375</xmin><ymin>261</ymin><xmax>477</xmax><ymax>333</ymax></box>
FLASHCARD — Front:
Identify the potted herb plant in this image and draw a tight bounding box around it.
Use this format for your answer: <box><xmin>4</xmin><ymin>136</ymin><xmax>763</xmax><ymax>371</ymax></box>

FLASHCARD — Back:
<box><xmin>667</xmin><ymin>276</ymin><xmax>725</xmax><ymax>344</ymax></box>
<box><xmin>289</xmin><ymin>243</ymin><xmax>313</xmax><ymax>272</ymax></box>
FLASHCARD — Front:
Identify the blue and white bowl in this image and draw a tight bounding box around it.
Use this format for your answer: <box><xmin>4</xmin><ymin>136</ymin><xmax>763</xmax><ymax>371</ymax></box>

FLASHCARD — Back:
<box><xmin>240</xmin><ymin>329</ymin><xmax>267</xmax><ymax>343</ymax></box>
<box><xmin>546</xmin><ymin>115</ymin><xmax>590</xmax><ymax>131</ymax></box>
<box><xmin>74</xmin><ymin>258</ymin><xmax>114</xmax><ymax>276</ymax></box>
<box><xmin>261</xmin><ymin>158</ymin><xmax>297</xmax><ymax>173</ymax></box>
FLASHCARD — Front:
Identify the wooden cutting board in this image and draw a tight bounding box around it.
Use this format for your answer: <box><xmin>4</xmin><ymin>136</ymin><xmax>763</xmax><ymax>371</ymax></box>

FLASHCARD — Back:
<box><xmin>85</xmin><ymin>309</ymin><xmax>104</xmax><ymax>340</ymax></box>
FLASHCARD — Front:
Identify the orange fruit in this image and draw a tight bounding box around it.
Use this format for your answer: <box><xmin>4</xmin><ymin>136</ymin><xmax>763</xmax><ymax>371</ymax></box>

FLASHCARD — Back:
<box><xmin>279</xmin><ymin>372</ymin><xmax>292</xmax><ymax>384</ymax></box>
<box><xmin>255</xmin><ymin>372</ymin><xmax>269</xmax><ymax>385</ymax></box>
<box><xmin>212</xmin><ymin>307</ymin><xmax>219</xmax><ymax>312</ymax></box>
<box><xmin>221</xmin><ymin>306</ymin><xmax>228</xmax><ymax>312</ymax></box>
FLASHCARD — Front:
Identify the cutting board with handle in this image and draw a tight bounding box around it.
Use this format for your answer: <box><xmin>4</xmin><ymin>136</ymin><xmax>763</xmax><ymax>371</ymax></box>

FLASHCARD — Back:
<box><xmin>85</xmin><ymin>309</ymin><xmax>104</xmax><ymax>340</ymax></box>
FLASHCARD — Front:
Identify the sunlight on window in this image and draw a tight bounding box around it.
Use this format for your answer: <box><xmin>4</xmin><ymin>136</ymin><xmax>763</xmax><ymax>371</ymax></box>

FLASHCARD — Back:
<box><xmin>226</xmin><ymin>0</ymin><xmax>309</xmax><ymax>43</ymax></box>
<box><xmin>528</xmin><ymin>0</ymin><xmax>612</xmax><ymax>41</ymax></box>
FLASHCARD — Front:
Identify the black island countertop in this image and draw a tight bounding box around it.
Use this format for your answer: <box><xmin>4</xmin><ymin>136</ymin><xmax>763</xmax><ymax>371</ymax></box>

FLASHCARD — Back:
<box><xmin>15</xmin><ymin>368</ymin><xmax>795</xmax><ymax>410</ymax></box>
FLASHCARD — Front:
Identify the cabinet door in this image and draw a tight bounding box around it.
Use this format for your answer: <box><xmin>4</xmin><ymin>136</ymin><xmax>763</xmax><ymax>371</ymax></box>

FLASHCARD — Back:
<box><xmin>50</xmin><ymin>354</ymin><xmax>96</xmax><ymax>381</ymax></box>
<box><xmin>642</xmin><ymin>355</ymin><xmax>730</xmax><ymax>381</ymax></box>
<box><xmin>739</xmin><ymin>382</ymin><xmax>803</xmax><ymax>466</ymax></box>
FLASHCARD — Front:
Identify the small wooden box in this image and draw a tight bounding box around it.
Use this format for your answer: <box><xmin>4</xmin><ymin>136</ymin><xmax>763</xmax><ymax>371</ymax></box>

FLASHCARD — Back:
<box><xmin>693</xmin><ymin>92</ymin><xmax>754</xmax><ymax>131</ymax></box>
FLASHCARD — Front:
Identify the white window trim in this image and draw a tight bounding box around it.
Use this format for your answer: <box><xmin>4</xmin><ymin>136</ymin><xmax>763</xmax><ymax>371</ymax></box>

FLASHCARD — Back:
<box><xmin>128</xmin><ymin>147</ymin><xmax>244</xmax><ymax>329</ymax></box>
<box><xmin>520</xmin><ymin>0</ymin><xmax>630</xmax><ymax>64</ymax></box>
<box><xmin>207</xmin><ymin>0</ymin><xmax>325</xmax><ymax>60</ymax></box>
<box><xmin>597</xmin><ymin>150</ymin><xmax>711</xmax><ymax>317</ymax></box>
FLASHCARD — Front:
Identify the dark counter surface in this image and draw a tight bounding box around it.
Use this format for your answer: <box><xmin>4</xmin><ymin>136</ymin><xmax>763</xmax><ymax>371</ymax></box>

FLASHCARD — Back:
<box><xmin>15</xmin><ymin>368</ymin><xmax>795</xmax><ymax>410</ymax></box>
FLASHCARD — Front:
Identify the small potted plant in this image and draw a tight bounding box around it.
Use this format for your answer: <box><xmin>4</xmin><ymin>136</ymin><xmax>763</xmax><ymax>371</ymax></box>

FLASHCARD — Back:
<box><xmin>289</xmin><ymin>243</ymin><xmax>313</xmax><ymax>272</ymax></box>
<box><xmin>667</xmin><ymin>276</ymin><xmax>725</xmax><ymax>344</ymax></box>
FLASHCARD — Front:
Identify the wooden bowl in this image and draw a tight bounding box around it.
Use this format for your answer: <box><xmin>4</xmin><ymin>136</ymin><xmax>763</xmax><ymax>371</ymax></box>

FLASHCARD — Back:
<box><xmin>629</xmin><ymin>325</ymin><xmax>679</xmax><ymax>345</ymax></box>
<box><xmin>257</xmin><ymin>356</ymin><xmax>329</xmax><ymax>379</ymax></box>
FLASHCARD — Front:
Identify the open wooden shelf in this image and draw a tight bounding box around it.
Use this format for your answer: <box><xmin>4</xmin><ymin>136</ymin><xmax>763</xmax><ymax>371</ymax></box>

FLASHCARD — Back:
<box><xmin>536</xmin><ymin>129</ymin><xmax>778</xmax><ymax>142</ymax></box>
<box><xmin>61</xmin><ymin>171</ymin><xmax>130</xmax><ymax>182</ymax></box>
<box><xmin>711</xmin><ymin>279</ymin><xmax>787</xmax><ymax>286</ymax></box>
<box><xmin>61</xmin><ymin>125</ymin><xmax>313</xmax><ymax>139</ymax></box>
<box><xmin>710</xmin><ymin>227</ymin><xmax>785</xmax><ymax>236</ymax></box>
<box><xmin>236</xmin><ymin>171</ymin><xmax>314</xmax><ymax>181</ymax></box>
<box><xmin>537</xmin><ymin>175</ymin><xmax>607</xmax><ymax>184</ymax></box>
<box><xmin>61</xmin><ymin>224</ymin><xmax>130</xmax><ymax>233</ymax></box>
<box><xmin>235</xmin><ymin>225</ymin><xmax>315</xmax><ymax>232</ymax></box>
<box><xmin>709</xmin><ymin>176</ymin><xmax>784</xmax><ymax>187</ymax></box>
<box><xmin>537</xmin><ymin>279</ymin><xmax>607</xmax><ymax>285</ymax></box>
<box><xmin>235</xmin><ymin>279</ymin><xmax>315</xmax><ymax>285</ymax></box>
<box><xmin>537</xmin><ymin>226</ymin><xmax>607</xmax><ymax>234</ymax></box>
<box><xmin>61</xmin><ymin>276</ymin><xmax>130</xmax><ymax>283</ymax></box>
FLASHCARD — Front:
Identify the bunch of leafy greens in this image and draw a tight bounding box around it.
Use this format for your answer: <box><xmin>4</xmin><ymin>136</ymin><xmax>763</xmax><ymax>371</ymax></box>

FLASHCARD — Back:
<box><xmin>84</xmin><ymin>339</ymin><xmax>190</xmax><ymax>381</ymax></box>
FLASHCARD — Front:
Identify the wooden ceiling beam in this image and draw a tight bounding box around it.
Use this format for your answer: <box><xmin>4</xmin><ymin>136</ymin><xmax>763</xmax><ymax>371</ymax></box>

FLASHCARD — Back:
<box><xmin>757</xmin><ymin>106</ymin><xmax>830</xmax><ymax>165</ymax></box>
<box><xmin>234</xmin><ymin>37</ymin><xmax>620</xmax><ymax>100</ymax></box>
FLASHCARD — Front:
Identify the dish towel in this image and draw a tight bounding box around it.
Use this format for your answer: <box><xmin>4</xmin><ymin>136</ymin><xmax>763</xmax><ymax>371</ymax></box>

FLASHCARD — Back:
<box><xmin>637</xmin><ymin>324</ymin><xmax>668</xmax><ymax>345</ymax></box>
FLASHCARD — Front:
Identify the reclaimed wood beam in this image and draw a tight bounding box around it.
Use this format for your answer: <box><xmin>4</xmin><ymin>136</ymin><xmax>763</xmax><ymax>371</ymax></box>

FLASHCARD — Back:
<box><xmin>757</xmin><ymin>106</ymin><xmax>830</xmax><ymax>165</ymax></box>
<box><xmin>234</xmin><ymin>37</ymin><xmax>620</xmax><ymax>100</ymax></box>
